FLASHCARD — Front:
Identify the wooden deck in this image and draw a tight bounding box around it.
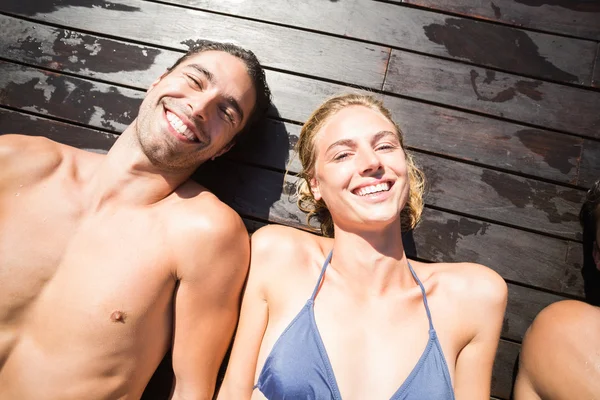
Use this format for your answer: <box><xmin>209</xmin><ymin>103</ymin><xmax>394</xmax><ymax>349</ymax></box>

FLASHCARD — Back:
<box><xmin>1</xmin><ymin>1</ymin><xmax>598</xmax><ymax>398</ymax></box>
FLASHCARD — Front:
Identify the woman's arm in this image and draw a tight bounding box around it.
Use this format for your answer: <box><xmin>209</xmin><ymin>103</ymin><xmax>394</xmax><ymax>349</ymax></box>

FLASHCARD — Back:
<box><xmin>216</xmin><ymin>225</ymin><xmax>280</xmax><ymax>400</ymax></box>
<box><xmin>453</xmin><ymin>265</ymin><xmax>508</xmax><ymax>399</ymax></box>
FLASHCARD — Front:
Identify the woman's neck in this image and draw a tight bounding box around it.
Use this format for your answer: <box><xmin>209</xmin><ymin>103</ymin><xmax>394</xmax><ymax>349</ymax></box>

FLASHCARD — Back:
<box><xmin>328</xmin><ymin>221</ymin><xmax>415</xmax><ymax>296</ymax></box>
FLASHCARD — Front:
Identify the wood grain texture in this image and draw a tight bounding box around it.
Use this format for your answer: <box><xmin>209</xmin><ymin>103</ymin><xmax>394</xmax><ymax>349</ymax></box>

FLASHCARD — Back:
<box><xmin>492</xmin><ymin>340</ymin><xmax>519</xmax><ymax>399</ymax></box>
<box><xmin>400</xmin><ymin>0</ymin><xmax>600</xmax><ymax>41</ymax></box>
<box><xmin>0</xmin><ymin>0</ymin><xmax>389</xmax><ymax>88</ymax></box>
<box><xmin>0</xmin><ymin>108</ymin><xmax>117</xmax><ymax>152</ymax></box>
<box><xmin>2</xmin><ymin>15</ymin><xmax>592</xmax><ymax>187</ymax></box>
<box><xmin>593</xmin><ymin>43</ymin><xmax>600</xmax><ymax>88</ymax></box>
<box><xmin>384</xmin><ymin>50</ymin><xmax>600</xmax><ymax>139</ymax></box>
<box><xmin>579</xmin><ymin>139</ymin><xmax>600</xmax><ymax>190</ymax></box>
<box><xmin>151</xmin><ymin>0</ymin><xmax>597</xmax><ymax>86</ymax></box>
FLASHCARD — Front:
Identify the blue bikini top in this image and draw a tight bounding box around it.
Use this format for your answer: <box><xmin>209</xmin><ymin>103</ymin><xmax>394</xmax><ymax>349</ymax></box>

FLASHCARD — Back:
<box><xmin>254</xmin><ymin>251</ymin><xmax>455</xmax><ymax>399</ymax></box>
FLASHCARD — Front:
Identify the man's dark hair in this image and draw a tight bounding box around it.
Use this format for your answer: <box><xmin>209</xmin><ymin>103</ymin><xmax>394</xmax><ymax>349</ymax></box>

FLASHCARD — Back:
<box><xmin>168</xmin><ymin>40</ymin><xmax>271</xmax><ymax>139</ymax></box>
<box><xmin>579</xmin><ymin>179</ymin><xmax>600</xmax><ymax>306</ymax></box>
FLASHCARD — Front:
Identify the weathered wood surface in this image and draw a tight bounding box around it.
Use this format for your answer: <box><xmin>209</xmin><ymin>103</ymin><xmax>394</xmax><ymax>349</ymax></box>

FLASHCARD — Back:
<box><xmin>594</xmin><ymin>43</ymin><xmax>600</xmax><ymax>88</ymax></box>
<box><xmin>384</xmin><ymin>50</ymin><xmax>600</xmax><ymax>139</ymax></box>
<box><xmin>399</xmin><ymin>0</ymin><xmax>600</xmax><ymax>41</ymax></box>
<box><xmin>0</xmin><ymin>0</ymin><xmax>389</xmax><ymax>88</ymax></box>
<box><xmin>3</xmin><ymin>15</ymin><xmax>595</xmax><ymax>187</ymax></box>
<box><xmin>0</xmin><ymin>107</ymin><xmax>575</xmax><ymax>338</ymax></box>
<box><xmin>0</xmin><ymin>62</ymin><xmax>586</xmax><ymax>242</ymax></box>
<box><xmin>492</xmin><ymin>340</ymin><xmax>520</xmax><ymax>399</ymax></box>
<box><xmin>149</xmin><ymin>0</ymin><xmax>597</xmax><ymax>86</ymax></box>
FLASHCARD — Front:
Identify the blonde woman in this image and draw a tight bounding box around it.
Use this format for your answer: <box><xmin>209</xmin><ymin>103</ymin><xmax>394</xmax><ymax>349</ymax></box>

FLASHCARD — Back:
<box><xmin>218</xmin><ymin>94</ymin><xmax>507</xmax><ymax>399</ymax></box>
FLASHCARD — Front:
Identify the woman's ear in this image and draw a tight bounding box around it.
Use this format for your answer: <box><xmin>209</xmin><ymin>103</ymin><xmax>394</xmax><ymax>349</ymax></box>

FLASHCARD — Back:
<box><xmin>310</xmin><ymin>177</ymin><xmax>321</xmax><ymax>201</ymax></box>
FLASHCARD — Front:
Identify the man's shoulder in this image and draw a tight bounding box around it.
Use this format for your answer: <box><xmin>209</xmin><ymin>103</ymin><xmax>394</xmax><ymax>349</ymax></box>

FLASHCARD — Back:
<box><xmin>0</xmin><ymin>134</ymin><xmax>68</xmax><ymax>183</ymax></box>
<box><xmin>172</xmin><ymin>181</ymin><xmax>246</xmax><ymax>240</ymax></box>
<box><xmin>530</xmin><ymin>300</ymin><xmax>600</xmax><ymax>339</ymax></box>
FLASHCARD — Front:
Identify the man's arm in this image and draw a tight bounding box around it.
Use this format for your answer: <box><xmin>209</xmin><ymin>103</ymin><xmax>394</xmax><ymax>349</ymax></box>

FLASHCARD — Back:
<box><xmin>453</xmin><ymin>264</ymin><xmax>508</xmax><ymax>399</ymax></box>
<box><xmin>169</xmin><ymin>201</ymin><xmax>250</xmax><ymax>400</ymax></box>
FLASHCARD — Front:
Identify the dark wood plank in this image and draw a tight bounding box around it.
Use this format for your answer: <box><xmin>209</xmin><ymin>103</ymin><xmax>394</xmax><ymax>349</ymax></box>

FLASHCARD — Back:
<box><xmin>579</xmin><ymin>139</ymin><xmax>600</xmax><ymax>189</ymax></box>
<box><xmin>0</xmin><ymin>61</ymin><xmax>144</xmax><ymax>132</ymax></box>
<box><xmin>417</xmin><ymin>154</ymin><xmax>584</xmax><ymax>241</ymax></box>
<box><xmin>153</xmin><ymin>0</ymin><xmax>597</xmax><ymax>86</ymax></box>
<box><xmin>0</xmin><ymin>108</ymin><xmax>117</xmax><ymax>152</ymax></box>
<box><xmin>503</xmin><ymin>284</ymin><xmax>566</xmax><ymax>342</ymax></box>
<box><xmin>3</xmin><ymin>15</ymin><xmax>592</xmax><ymax>187</ymax></box>
<box><xmin>492</xmin><ymin>340</ymin><xmax>519</xmax><ymax>399</ymax></box>
<box><xmin>593</xmin><ymin>43</ymin><xmax>600</xmax><ymax>88</ymax></box>
<box><xmin>382</xmin><ymin>96</ymin><xmax>586</xmax><ymax>186</ymax></box>
<box><xmin>400</xmin><ymin>0</ymin><xmax>600</xmax><ymax>41</ymax></box>
<box><xmin>0</xmin><ymin>0</ymin><xmax>389</xmax><ymax>88</ymax></box>
<box><xmin>384</xmin><ymin>50</ymin><xmax>600</xmax><ymax>139</ymax></box>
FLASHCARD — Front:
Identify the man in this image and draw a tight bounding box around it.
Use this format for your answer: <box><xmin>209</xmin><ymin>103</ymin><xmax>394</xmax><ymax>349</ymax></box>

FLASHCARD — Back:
<box><xmin>0</xmin><ymin>40</ymin><xmax>271</xmax><ymax>399</ymax></box>
<box><xmin>513</xmin><ymin>180</ymin><xmax>600</xmax><ymax>399</ymax></box>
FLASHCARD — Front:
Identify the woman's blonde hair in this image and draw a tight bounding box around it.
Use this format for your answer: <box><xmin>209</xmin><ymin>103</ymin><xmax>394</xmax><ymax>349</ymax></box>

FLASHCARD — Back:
<box><xmin>296</xmin><ymin>94</ymin><xmax>425</xmax><ymax>237</ymax></box>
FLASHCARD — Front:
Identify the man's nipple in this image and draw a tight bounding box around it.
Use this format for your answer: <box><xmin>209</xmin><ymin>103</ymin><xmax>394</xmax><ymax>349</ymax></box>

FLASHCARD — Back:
<box><xmin>110</xmin><ymin>310</ymin><xmax>126</xmax><ymax>323</ymax></box>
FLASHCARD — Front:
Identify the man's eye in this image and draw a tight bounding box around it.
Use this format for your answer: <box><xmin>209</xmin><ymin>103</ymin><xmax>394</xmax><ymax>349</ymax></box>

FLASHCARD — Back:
<box><xmin>220</xmin><ymin>108</ymin><xmax>234</xmax><ymax>123</ymax></box>
<box><xmin>187</xmin><ymin>75</ymin><xmax>202</xmax><ymax>88</ymax></box>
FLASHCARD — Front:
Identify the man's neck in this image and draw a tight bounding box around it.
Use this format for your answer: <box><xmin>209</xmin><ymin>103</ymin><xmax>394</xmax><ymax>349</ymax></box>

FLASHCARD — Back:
<box><xmin>83</xmin><ymin>128</ymin><xmax>194</xmax><ymax>212</ymax></box>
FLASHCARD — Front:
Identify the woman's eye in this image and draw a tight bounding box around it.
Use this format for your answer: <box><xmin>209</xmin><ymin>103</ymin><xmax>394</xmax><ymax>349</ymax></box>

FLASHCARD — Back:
<box><xmin>334</xmin><ymin>152</ymin><xmax>350</xmax><ymax>161</ymax></box>
<box><xmin>376</xmin><ymin>144</ymin><xmax>395</xmax><ymax>151</ymax></box>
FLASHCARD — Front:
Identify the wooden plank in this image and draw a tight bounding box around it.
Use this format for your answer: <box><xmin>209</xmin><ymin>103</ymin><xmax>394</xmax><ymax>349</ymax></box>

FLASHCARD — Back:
<box><xmin>593</xmin><ymin>43</ymin><xmax>600</xmax><ymax>88</ymax></box>
<box><xmin>0</xmin><ymin>0</ymin><xmax>389</xmax><ymax>88</ymax></box>
<box><xmin>0</xmin><ymin>62</ymin><xmax>584</xmax><ymax>241</ymax></box>
<box><xmin>417</xmin><ymin>154</ymin><xmax>584</xmax><ymax>240</ymax></box>
<box><xmin>0</xmin><ymin>108</ymin><xmax>117</xmax><ymax>152</ymax></box>
<box><xmin>0</xmin><ymin>61</ymin><xmax>144</xmax><ymax>132</ymax></box>
<box><xmin>384</xmin><ymin>50</ymin><xmax>600</xmax><ymax>139</ymax></box>
<box><xmin>579</xmin><ymin>139</ymin><xmax>600</xmax><ymax>190</ymax></box>
<box><xmin>2</xmin><ymin>16</ymin><xmax>591</xmax><ymax>187</ymax></box>
<box><xmin>151</xmin><ymin>0</ymin><xmax>597</xmax><ymax>86</ymax></box>
<box><xmin>492</xmin><ymin>340</ymin><xmax>519</xmax><ymax>399</ymax></box>
<box><xmin>382</xmin><ymin>96</ymin><xmax>585</xmax><ymax>186</ymax></box>
<box><xmin>503</xmin><ymin>284</ymin><xmax>566</xmax><ymax>342</ymax></box>
<box><xmin>400</xmin><ymin>0</ymin><xmax>600</xmax><ymax>41</ymax></box>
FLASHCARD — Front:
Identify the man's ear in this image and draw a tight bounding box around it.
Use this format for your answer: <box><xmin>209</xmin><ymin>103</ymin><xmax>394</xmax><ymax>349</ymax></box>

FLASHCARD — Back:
<box><xmin>147</xmin><ymin>71</ymin><xmax>168</xmax><ymax>92</ymax></box>
<box><xmin>593</xmin><ymin>242</ymin><xmax>600</xmax><ymax>271</ymax></box>
<box><xmin>310</xmin><ymin>177</ymin><xmax>322</xmax><ymax>201</ymax></box>
<box><xmin>211</xmin><ymin>141</ymin><xmax>235</xmax><ymax>160</ymax></box>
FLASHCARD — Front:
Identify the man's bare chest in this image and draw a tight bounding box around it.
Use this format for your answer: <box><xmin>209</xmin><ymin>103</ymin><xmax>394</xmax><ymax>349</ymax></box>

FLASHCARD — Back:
<box><xmin>0</xmin><ymin>192</ymin><xmax>174</xmax><ymax>328</ymax></box>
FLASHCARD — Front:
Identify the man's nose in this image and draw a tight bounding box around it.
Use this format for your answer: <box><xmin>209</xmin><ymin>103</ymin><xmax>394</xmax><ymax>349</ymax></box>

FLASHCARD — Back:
<box><xmin>187</xmin><ymin>91</ymin><xmax>218</xmax><ymax>121</ymax></box>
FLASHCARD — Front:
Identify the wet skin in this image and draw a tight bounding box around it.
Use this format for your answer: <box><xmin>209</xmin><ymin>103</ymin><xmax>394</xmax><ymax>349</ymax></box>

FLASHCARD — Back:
<box><xmin>0</xmin><ymin>50</ymin><xmax>256</xmax><ymax>399</ymax></box>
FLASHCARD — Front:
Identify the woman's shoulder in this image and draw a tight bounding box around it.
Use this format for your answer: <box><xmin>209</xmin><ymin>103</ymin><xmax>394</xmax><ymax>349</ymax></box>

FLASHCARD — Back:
<box><xmin>250</xmin><ymin>225</ymin><xmax>331</xmax><ymax>275</ymax></box>
<box><xmin>419</xmin><ymin>261</ymin><xmax>507</xmax><ymax>311</ymax></box>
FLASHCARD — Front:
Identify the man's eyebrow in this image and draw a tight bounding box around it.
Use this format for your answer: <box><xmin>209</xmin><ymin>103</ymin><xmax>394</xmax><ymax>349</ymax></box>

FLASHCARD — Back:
<box><xmin>186</xmin><ymin>64</ymin><xmax>244</xmax><ymax>123</ymax></box>
<box><xmin>187</xmin><ymin>64</ymin><xmax>215</xmax><ymax>84</ymax></box>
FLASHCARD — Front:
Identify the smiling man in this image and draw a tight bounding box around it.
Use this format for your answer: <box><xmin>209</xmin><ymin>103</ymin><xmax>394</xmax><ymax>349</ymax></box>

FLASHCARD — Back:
<box><xmin>0</xmin><ymin>40</ymin><xmax>271</xmax><ymax>399</ymax></box>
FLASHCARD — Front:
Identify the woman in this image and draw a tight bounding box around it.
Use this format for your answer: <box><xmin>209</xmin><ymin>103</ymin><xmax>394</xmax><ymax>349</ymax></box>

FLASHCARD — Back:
<box><xmin>218</xmin><ymin>94</ymin><xmax>507</xmax><ymax>399</ymax></box>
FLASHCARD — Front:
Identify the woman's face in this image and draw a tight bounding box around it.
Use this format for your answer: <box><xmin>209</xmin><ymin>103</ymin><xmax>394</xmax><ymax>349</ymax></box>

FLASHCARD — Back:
<box><xmin>310</xmin><ymin>105</ymin><xmax>410</xmax><ymax>233</ymax></box>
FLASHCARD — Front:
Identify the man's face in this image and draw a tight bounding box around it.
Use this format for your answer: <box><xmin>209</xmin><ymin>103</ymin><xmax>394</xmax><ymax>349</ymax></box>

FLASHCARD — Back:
<box><xmin>134</xmin><ymin>50</ymin><xmax>257</xmax><ymax>171</ymax></box>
